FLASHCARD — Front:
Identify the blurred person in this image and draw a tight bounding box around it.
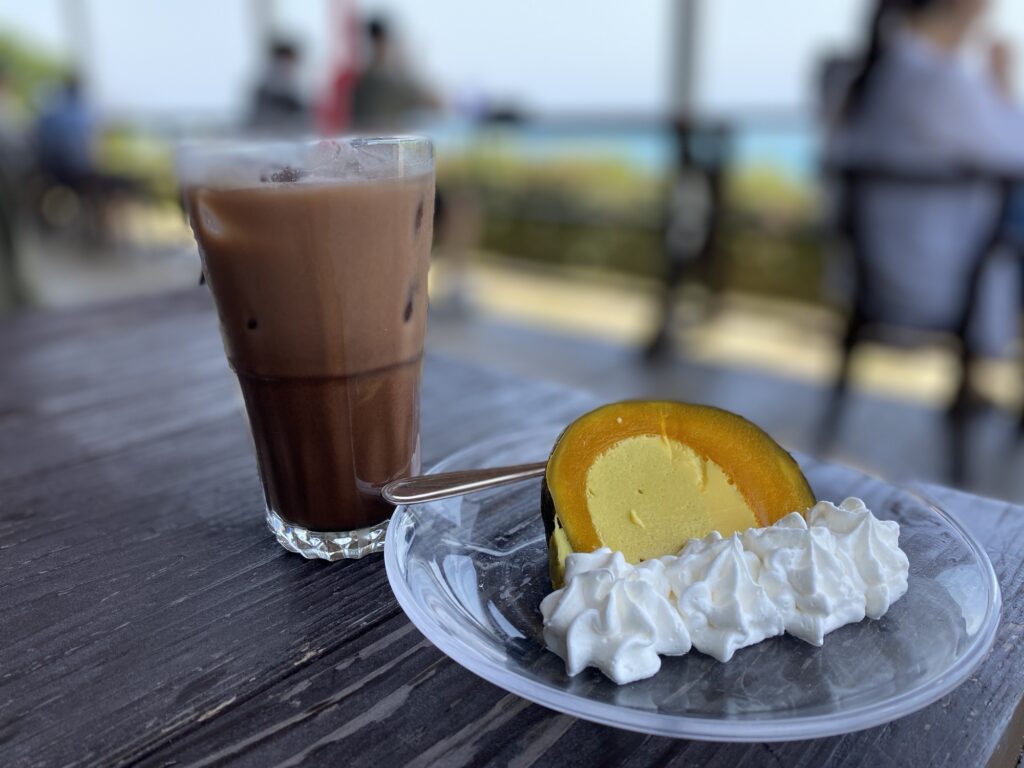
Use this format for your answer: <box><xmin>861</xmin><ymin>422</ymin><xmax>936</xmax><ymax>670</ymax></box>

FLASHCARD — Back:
<box><xmin>249</xmin><ymin>38</ymin><xmax>311</xmax><ymax>135</ymax></box>
<box><xmin>348</xmin><ymin>15</ymin><xmax>471</xmax><ymax>311</ymax></box>
<box><xmin>317</xmin><ymin>0</ymin><xmax>361</xmax><ymax>135</ymax></box>
<box><xmin>32</xmin><ymin>73</ymin><xmax>105</xmax><ymax>240</ymax></box>
<box><xmin>34</xmin><ymin>74</ymin><xmax>95</xmax><ymax>189</ymax></box>
<box><xmin>827</xmin><ymin>0</ymin><xmax>1024</xmax><ymax>357</ymax></box>
<box><xmin>32</xmin><ymin>74</ymin><xmax>144</xmax><ymax>245</ymax></box>
<box><xmin>350</xmin><ymin>16</ymin><xmax>440</xmax><ymax>132</ymax></box>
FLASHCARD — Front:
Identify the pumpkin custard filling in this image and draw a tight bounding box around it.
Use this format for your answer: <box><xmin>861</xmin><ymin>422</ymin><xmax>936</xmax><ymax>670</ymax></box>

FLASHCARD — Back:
<box><xmin>538</xmin><ymin>400</ymin><xmax>911</xmax><ymax>684</ymax></box>
<box><xmin>583</xmin><ymin>435</ymin><xmax>755</xmax><ymax>563</ymax></box>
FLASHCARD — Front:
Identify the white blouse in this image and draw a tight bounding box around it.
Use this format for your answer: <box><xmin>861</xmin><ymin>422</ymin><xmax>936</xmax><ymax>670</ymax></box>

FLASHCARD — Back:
<box><xmin>828</xmin><ymin>29</ymin><xmax>1024</xmax><ymax>356</ymax></box>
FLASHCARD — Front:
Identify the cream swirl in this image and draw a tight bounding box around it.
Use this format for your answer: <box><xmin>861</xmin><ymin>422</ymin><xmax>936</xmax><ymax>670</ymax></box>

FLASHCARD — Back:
<box><xmin>539</xmin><ymin>551</ymin><xmax>691</xmax><ymax>684</ymax></box>
<box><xmin>743</xmin><ymin>512</ymin><xmax>866</xmax><ymax>645</ymax></box>
<box><xmin>540</xmin><ymin>498</ymin><xmax>910</xmax><ymax>683</ymax></box>
<box><xmin>664</xmin><ymin>533</ymin><xmax>784</xmax><ymax>662</ymax></box>
<box><xmin>808</xmin><ymin>498</ymin><xmax>910</xmax><ymax>618</ymax></box>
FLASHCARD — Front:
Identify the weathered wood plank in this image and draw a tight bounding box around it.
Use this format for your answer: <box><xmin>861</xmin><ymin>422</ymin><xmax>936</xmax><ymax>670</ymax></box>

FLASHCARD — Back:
<box><xmin>0</xmin><ymin>290</ymin><xmax>1022</xmax><ymax>768</ymax></box>
<box><xmin>122</xmin><ymin>480</ymin><xmax>1024</xmax><ymax>768</ymax></box>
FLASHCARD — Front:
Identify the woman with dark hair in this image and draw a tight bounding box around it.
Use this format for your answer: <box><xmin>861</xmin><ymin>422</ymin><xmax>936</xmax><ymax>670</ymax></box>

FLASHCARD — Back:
<box><xmin>828</xmin><ymin>0</ymin><xmax>1024</xmax><ymax>357</ymax></box>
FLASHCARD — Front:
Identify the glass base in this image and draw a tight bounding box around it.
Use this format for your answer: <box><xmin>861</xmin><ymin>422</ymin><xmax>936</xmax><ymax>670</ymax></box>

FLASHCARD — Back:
<box><xmin>266</xmin><ymin>509</ymin><xmax>388</xmax><ymax>560</ymax></box>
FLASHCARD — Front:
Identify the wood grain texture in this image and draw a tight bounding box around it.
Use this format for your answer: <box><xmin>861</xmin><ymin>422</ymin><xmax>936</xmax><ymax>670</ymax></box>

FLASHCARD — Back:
<box><xmin>1</xmin><ymin>289</ymin><xmax>1022</xmax><ymax>768</ymax></box>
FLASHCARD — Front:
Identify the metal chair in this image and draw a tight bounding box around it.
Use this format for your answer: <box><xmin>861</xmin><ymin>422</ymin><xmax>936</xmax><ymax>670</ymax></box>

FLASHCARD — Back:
<box><xmin>644</xmin><ymin>119</ymin><xmax>730</xmax><ymax>361</ymax></box>
<box><xmin>818</xmin><ymin>164</ymin><xmax>1015</xmax><ymax>483</ymax></box>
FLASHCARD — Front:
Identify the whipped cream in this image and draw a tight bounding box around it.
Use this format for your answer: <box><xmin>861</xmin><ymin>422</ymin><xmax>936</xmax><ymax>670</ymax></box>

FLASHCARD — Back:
<box><xmin>541</xmin><ymin>551</ymin><xmax>691</xmax><ymax>683</ymax></box>
<box><xmin>540</xmin><ymin>498</ymin><xmax>909</xmax><ymax>683</ymax></box>
<box><xmin>666</xmin><ymin>533</ymin><xmax>784</xmax><ymax>662</ymax></box>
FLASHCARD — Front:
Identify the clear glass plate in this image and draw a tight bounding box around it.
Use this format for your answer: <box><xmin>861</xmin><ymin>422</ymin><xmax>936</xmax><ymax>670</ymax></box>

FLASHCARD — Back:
<box><xmin>384</xmin><ymin>425</ymin><xmax>1001</xmax><ymax>741</ymax></box>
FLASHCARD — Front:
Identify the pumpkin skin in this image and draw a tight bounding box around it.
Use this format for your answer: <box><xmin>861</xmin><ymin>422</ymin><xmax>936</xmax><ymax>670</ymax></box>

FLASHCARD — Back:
<box><xmin>542</xmin><ymin>401</ymin><xmax>815</xmax><ymax>587</ymax></box>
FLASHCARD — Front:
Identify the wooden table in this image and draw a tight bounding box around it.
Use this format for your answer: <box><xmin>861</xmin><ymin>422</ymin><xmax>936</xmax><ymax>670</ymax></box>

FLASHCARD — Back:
<box><xmin>3</xmin><ymin>290</ymin><xmax>1024</xmax><ymax>768</ymax></box>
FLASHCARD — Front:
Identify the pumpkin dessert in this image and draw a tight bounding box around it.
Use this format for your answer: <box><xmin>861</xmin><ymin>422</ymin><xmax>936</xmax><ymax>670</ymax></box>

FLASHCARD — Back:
<box><xmin>542</xmin><ymin>401</ymin><xmax>815</xmax><ymax>586</ymax></box>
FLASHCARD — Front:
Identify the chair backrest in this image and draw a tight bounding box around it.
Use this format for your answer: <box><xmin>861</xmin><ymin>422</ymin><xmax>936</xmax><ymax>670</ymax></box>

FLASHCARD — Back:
<box><xmin>825</xmin><ymin>163</ymin><xmax>1014</xmax><ymax>346</ymax></box>
<box><xmin>665</xmin><ymin>121</ymin><xmax>731</xmax><ymax>275</ymax></box>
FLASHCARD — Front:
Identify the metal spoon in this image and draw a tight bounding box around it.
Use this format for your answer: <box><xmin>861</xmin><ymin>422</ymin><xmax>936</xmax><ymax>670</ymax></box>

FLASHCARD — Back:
<box><xmin>381</xmin><ymin>461</ymin><xmax>547</xmax><ymax>505</ymax></box>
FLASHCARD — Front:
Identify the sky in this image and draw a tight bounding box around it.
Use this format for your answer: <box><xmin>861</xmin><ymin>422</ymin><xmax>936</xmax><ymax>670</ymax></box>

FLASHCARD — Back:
<box><xmin>0</xmin><ymin>0</ymin><xmax>1021</xmax><ymax>121</ymax></box>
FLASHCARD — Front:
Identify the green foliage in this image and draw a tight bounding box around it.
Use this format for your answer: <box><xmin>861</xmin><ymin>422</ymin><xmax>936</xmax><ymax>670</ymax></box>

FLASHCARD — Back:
<box><xmin>719</xmin><ymin>229</ymin><xmax>825</xmax><ymax>304</ymax></box>
<box><xmin>727</xmin><ymin>165</ymin><xmax>818</xmax><ymax>223</ymax></box>
<box><xmin>96</xmin><ymin>126</ymin><xmax>178</xmax><ymax>199</ymax></box>
<box><xmin>440</xmin><ymin>147</ymin><xmax>668</xmax><ymax>276</ymax></box>
<box><xmin>440</xmin><ymin>148</ymin><xmax>667</xmax><ymax>212</ymax></box>
<box><xmin>480</xmin><ymin>215</ymin><xmax>664</xmax><ymax>277</ymax></box>
<box><xmin>719</xmin><ymin>166</ymin><xmax>826</xmax><ymax>303</ymax></box>
<box><xmin>439</xmin><ymin>148</ymin><xmax>827</xmax><ymax>301</ymax></box>
<box><xmin>0</xmin><ymin>29</ymin><xmax>67</xmax><ymax>108</ymax></box>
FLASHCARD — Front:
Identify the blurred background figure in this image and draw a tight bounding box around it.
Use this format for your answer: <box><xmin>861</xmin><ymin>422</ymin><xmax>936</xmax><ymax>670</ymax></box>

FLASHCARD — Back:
<box><xmin>34</xmin><ymin>74</ymin><xmax>93</xmax><ymax>188</ymax></box>
<box><xmin>351</xmin><ymin>15</ymin><xmax>440</xmax><ymax>132</ymax></box>
<box><xmin>316</xmin><ymin>0</ymin><xmax>361</xmax><ymax>135</ymax></box>
<box><xmin>248</xmin><ymin>37</ymin><xmax>311</xmax><ymax>135</ymax></box>
<box><xmin>31</xmin><ymin>72</ymin><xmax>109</xmax><ymax>244</ymax></box>
<box><xmin>32</xmin><ymin>72</ymin><xmax>146</xmax><ymax>245</ymax></box>
<box><xmin>826</xmin><ymin>0</ymin><xmax>1024</xmax><ymax>359</ymax></box>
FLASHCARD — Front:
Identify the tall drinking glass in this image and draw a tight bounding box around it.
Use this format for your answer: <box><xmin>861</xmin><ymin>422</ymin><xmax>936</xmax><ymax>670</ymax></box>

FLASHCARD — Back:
<box><xmin>178</xmin><ymin>137</ymin><xmax>434</xmax><ymax>559</ymax></box>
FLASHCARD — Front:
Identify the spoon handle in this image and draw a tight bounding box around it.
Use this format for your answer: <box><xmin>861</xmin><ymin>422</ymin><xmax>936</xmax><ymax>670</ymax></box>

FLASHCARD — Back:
<box><xmin>381</xmin><ymin>461</ymin><xmax>547</xmax><ymax>505</ymax></box>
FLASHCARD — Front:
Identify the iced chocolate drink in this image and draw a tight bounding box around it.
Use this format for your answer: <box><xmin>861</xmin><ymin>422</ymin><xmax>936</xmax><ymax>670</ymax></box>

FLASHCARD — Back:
<box><xmin>179</xmin><ymin>137</ymin><xmax>434</xmax><ymax>559</ymax></box>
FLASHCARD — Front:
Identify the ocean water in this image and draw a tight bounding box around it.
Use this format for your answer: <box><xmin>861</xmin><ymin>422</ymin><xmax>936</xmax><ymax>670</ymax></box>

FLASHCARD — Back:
<box><xmin>425</xmin><ymin>117</ymin><xmax>819</xmax><ymax>183</ymax></box>
<box><xmin>735</xmin><ymin>123</ymin><xmax>819</xmax><ymax>182</ymax></box>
